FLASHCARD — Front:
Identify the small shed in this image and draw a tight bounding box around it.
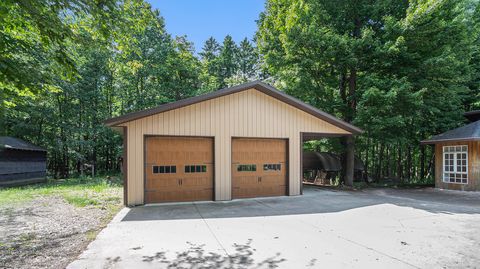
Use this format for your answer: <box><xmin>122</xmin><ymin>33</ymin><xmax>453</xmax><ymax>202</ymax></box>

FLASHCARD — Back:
<box><xmin>302</xmin><ymin>151</ymin><xmax>366</xmax><ymax>183</ymax></box>
<box><xmin>421</xmin><ymin>111</ymin><xmax>480</xmax><ymax>191</ymax></box>
<box><xmin>303</xmin><ymin>152</ymin><xmax>342</xmax><ymax>171</ymax></box>
<box><xmin>0</xmin><ymin>137</ymin><xmax>47</xmax><ymax>187</ymax></box>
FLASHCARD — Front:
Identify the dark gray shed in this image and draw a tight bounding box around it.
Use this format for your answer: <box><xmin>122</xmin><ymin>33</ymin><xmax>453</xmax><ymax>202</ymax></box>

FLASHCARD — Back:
<box><xmin>303</xmin><ymin>151</ymin><xmax>365</xmax><ymax>172</ymax></box>
<box><xmin>0</xmin><ymin>137</ymin><xmax>47</xmax><ymax>187</ymax></box>
<box><xmin>303</xmin><ymin>152</ymin><xmax>342</xmax><ymax>171</ymax></box>
<box><xmin>303</xmin><ymin>151</ymin><xmax>366</xmax><ymax>183</ymax></box>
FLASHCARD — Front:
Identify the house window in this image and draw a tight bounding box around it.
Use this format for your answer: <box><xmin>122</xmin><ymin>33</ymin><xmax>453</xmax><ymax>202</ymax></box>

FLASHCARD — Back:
<box><xmin>185</xmin><ymin>165</ymin><xmax>207</xmax><ymax>173</ymax></box>
<box><xmin>443</xmin><ymin>145</ymin><xmax>468</xmax><ymax>184</ymax></box>
<box><xmin>263</xmin><ymin>164</ymin><xmax>281</xmax><ymax>171</ymax></box>
<box><xmin>153</xmin><ymin>165</ymin><xmax>176</xmax><ymax>174</ymax></box>
<box><xmin>237</xmin><ymin>164</ymin><xmax>256</xmax><ymax>172</ymax></box>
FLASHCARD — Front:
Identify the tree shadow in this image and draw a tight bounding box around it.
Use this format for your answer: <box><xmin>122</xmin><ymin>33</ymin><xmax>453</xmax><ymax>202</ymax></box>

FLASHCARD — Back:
<box><xmin>139</xmin><ymin>239</ymin><xmax>286</xmax><ymax>269</ymax></box>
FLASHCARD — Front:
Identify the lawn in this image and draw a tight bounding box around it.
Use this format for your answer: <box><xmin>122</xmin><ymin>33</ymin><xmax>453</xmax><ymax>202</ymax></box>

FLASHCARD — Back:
<box><xmin>0</xmin><ymin>175</ymin><xmax>124</xmax><ymax>269</ymax></box>
<box><xmin>0</xmin><ymin>175</ymin><xmax>123</xmax><ymax>207</ymax></box>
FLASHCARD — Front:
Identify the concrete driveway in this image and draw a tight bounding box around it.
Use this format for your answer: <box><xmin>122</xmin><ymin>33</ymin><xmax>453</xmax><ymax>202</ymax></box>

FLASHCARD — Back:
<box><xmin>68</xmin><ymin>186</ymin><xmax>480</xmax><ymax>269</ymax></box>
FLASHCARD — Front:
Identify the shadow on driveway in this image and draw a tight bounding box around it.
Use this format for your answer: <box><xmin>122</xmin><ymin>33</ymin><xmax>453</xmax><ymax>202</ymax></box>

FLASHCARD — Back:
<box><xmin>121</xmin><ymin>186</ymin><xmax>480</xmax><ymax>222</ymax></box>
<box><xmin>132</xmin><ymin>239</ymin><xmax>287</xmax><ymax>269</ymax></box>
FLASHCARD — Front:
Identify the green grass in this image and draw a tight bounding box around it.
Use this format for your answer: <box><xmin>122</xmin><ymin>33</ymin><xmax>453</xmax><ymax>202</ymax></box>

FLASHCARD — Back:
<box><xmin>0</xmin><ymin>175</ymin><xmax>123</xmax><ymax>208</ymax></box>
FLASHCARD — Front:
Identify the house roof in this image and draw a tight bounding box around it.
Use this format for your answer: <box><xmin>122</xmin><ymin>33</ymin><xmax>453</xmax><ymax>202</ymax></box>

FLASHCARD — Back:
<box><xmin>421</xmin><ymin>120</ymin><xmax>480</xmax><ymax>144</ymax></box>
<box><xmin>464</xmin><ymin>110</ymin><xmax>480</xmax><ymax>122</ymax></box>
<box><xmin>104</xmin><ymin>81</ymin><xmax>363</xmax><ymax>135</ymax></box>
<box><xmin>0</xmin><ymin>137</ymin><xmax>46</xmax><ymax>152</ymax></box>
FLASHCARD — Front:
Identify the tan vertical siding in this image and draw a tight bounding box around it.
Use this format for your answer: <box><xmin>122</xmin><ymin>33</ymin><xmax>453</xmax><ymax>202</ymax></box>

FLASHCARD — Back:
<box><xmin>434</xmin><ymin>141</ymin><xmax>480</xmax><ymax>191</ymax></box>
<box><xmin>124</xmin><ymin>88</ymin><xmax>351</xmax><ymax>205</ymax></box>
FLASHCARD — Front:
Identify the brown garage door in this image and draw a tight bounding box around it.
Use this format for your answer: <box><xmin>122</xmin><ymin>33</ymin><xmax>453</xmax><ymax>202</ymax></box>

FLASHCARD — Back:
<box><xmin>232</xmin><ymin>138</ymin><xmax>287</xmax><ymax>199</ymax></box>
<box><xmin>145</xmin><ymin>136</ymin><xmax>214</xmax><ymax>203</ymax></box>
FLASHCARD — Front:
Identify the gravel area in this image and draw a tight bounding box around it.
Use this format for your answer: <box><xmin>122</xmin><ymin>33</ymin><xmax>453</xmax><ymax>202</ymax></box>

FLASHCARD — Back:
<box><xmin>0</xmin><ymin>196</ymin><xmax>119</xmax><ymax>269</ymax></box>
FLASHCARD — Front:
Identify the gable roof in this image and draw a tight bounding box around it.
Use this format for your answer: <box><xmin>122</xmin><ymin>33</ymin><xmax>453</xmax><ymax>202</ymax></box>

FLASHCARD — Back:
<box><xmin>0</xmin><ymin>137</ymin><xmax>46</xmax><ymax>152</ymax></box>
<box><xmin>104</xmin><ymin>81</ymin><xmax>363</xmax><ymax>134</ymax></box>
<box><xmin>421</xmin><ymin>120</ymin><xmax>480</xmax><ymax>144</ymax></box>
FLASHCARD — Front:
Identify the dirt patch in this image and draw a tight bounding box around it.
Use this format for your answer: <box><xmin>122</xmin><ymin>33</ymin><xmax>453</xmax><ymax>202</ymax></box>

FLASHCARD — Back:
<box><xmin>0</xmin><ymin>196</ymin><xmax>120</xmax><ymax>269</ymax></box>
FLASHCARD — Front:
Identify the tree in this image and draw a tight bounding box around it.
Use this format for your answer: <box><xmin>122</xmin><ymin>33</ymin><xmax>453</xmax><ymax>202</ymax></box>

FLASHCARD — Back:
<box><xmin>199</xmin><ymin>37</ymin><xmax>222</xmax><ymax>92</ymax></box>
<box><xmin>199</xmin><ymin>36</ymin><xmax>262</xmax><ymax>90</ymax></box>
<box><xmin>217</xmin><ymin>35</ymin><xmax>238</xmax><ymax>88</ymax></box>
<box><xmin>0</xmin><ymin>0</ymin><xmax>117</xmax><ymax>113</ymax></box>
<box><xmin>200</xmin><ymin>37</ymin><xmax>221</xmax><ymax>63</ymax></box>
<box><xmin>1</xmin><ymin>0</ymin><xmax>201</xmax><ymax>178</ymax></box>
<box><xmin>164</xmin><ymin>36</ymin><xmax>201</xmax><ymax>101</ymax></box>
<box><xmin>115</xmin><ymin>4</ymin><xmax>173</xmax><ymax>112</ymax></box>
<box><xmin>257</xmin><ymin>0</ymin><xmax>479</xmax><ymax>183</ymax></box>
<box><xmin>226</xmin><ymin>38</ymin><xmax>260</xmax><ymax>85</ymax></box>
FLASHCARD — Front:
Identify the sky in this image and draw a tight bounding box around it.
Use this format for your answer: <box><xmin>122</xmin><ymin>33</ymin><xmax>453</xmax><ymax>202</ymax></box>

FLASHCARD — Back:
<box><xmin>147</xmin><ymin>0</ymin><xmax>265</xmax><ymax>53</ymax></box>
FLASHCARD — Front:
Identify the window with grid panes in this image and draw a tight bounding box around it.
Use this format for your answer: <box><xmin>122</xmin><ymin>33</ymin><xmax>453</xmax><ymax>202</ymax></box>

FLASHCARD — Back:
<box><xmin>443</xmin><ymin>145</ymin><xmax>468</xmax><ymax>184</ymax></box>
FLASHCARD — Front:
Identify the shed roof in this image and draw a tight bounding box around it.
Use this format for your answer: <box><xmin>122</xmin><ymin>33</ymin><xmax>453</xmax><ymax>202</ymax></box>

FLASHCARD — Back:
<box><xmin>104</xmin><ymin>81</ymin><xmax>363</xmax><ymax>135</ymax></box>
<box><xmin>464</xmin><ymin>110</ymin><xmax>480</xmax><ymax>122</ymax></box>
<box><xmin>303</xmin><ymin>152</ymin><xmax>342</xmax><ymax>171</ymax></box>
<box><xmin>421</xmin><ymin>120</ymin><xmax>480</xmax><ymax>144</ymax></box>
<box><xmin>0</xmin><ymin>137</ymin><xmax>46</xmax><ymax>152</ymax></box>
<box><xmin>302</xmin><ymin>151</ymin><xmax>365</xmax><ymax>171</ymax></box>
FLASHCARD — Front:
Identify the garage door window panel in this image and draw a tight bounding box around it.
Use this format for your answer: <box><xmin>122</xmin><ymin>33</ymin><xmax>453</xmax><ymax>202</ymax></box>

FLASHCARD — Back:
<box><xmin>152</xmin><ymin>165</ymin><xmax>176</xmax><ymax>174</ymax></box>
<box><xmin>237</xmin><ymin>164</ymin><xmax>257</xmax><ymax>172</ymax></box>
<box><xmin>185</xmin><ymin>165</ymin><xmax>207</xmax><ymax>173</ymax></box>
<box><xmin>264</xmin><ymin>164</ymin><xmax>281</xmax><ymax>171</ymax></box>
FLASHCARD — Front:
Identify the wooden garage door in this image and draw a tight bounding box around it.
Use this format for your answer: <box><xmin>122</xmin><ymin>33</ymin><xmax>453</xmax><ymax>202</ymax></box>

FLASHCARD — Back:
<box><xmin>145</xmin><ymin>137</ymin><xmax>214</xmax><ymax>203</ymax></box>
<box><xmin>232</xmin><ymin>138</ymin><xmax>287</xmax><ymax>199</ymax></box>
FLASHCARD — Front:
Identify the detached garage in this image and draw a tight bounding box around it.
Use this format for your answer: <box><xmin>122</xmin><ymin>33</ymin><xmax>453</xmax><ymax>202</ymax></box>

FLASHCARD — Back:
<box><xmin>105</xmin><ymin>81</ymin><xmax>362</xmax><ymax>205</ymax></box>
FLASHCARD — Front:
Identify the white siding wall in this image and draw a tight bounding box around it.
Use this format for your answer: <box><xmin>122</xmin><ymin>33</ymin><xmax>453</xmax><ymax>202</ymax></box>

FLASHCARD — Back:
<box><xmin>123</xmin><ymin>89</ymin><xmax>350</xmax><ymax>205</ymax></box>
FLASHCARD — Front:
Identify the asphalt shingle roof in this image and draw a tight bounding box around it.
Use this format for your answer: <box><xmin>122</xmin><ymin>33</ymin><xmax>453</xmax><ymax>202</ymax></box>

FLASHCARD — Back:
<box><xmin>421</xmin><ymin>120</ymin><xmax>480</xmax><ymax>144</ymax></box>
<box><xmin>0</xmin><ymin>137</ymin><xmax>46</xmax><ymax>151</ymax></box>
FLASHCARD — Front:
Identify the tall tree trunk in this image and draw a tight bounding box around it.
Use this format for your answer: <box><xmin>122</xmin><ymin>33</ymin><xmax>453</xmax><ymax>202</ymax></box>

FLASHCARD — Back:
<box><xmin>397</xmin><ymin>144</ymin><xmax>402</xmax><ymax>182</ymax></box>
<box><xmin>420</xmin><ymin>144</ymin><xmax>426</xmax><ymax>180</ymax></box>
<box><xmin>385</xmin><ymin>145</ymin><xmax>389</xmax><ymax>179</ymax></box>
<box><xmin>339</xmin><ymin>72</ymin><xmax>347</xmax><ymax>107</ymax></box>
<box><xmin>426</xmin><ymin>147</ymin><xmax>435</xmax><ymax>179</ymax></box>
<box><xmin>406</xmin><ymin>146</ymin><xmax>412</xmax><ymax>181</ymax></box>
<box><xmin>347</xmin><ymin>68</ymin><xmax>357</xmax><ymax>120</ymax></box>
<box><xmin>378</xmin><ymin>142</ymin><xmax>384</xmax><ymax>181</ymax></box>
<box><xmin>344</xmin><ymin>136</ymin><xmax>355</xmax><ymax>186</ymax></box>
<box><xmin>365</xmin><ymin>135</ymin><xmax>370</xmax><ymax>173</ymax></box>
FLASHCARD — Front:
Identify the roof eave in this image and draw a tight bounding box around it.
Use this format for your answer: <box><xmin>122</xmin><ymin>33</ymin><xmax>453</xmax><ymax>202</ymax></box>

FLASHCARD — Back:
<box><xmin>420</xmin><ymin>137</ymin><xmax>480</xmax><ymax>145</ymax></box>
